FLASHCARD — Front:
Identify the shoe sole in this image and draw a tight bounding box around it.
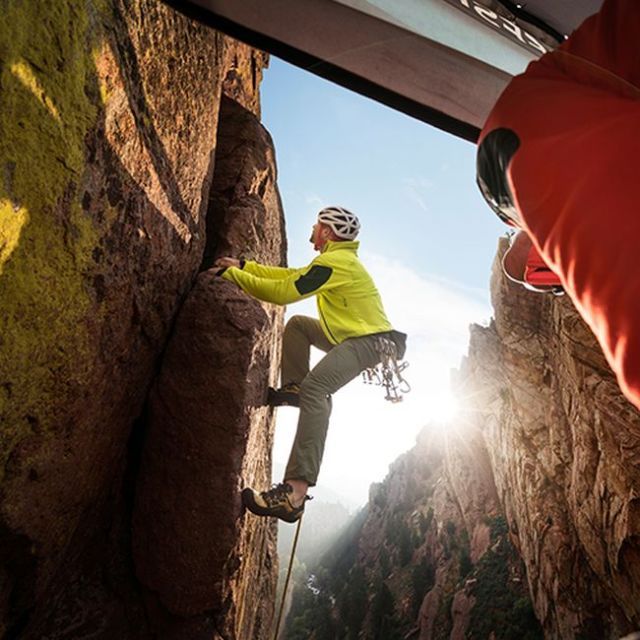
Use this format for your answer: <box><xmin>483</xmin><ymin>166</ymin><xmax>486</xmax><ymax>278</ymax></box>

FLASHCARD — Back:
<box><xmin>241</xmin><ymin>488</ymin><xmax>303</xmax><ymax>523</ymax></box>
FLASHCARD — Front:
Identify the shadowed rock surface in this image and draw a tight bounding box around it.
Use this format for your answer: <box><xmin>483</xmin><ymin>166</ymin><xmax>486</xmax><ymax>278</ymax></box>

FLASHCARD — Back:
<box><xmin>202</xmin><ymin>94</ymin><xmax>286</xmax><ymax>271</ymax></box>
<box><xmin>134</xmin><ymin>93</ymin><xmax>287</xmax><ymax>639</ymax></box>
<box><xmin>133</xmin><ymin>276</ymin><xmax>281</xmax><ymax>638</ymax></box>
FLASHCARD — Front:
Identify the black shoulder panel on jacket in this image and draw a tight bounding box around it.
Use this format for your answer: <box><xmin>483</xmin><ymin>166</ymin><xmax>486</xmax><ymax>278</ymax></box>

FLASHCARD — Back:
<box><xmin>295</xmin><ymin>265</ymin><xmax>333</xmax><ymax>295</ymax></box>
<box><xmin>476</xmin><ymin>127</ymin><xmax>521</xmax><ymax>225</ymax></box>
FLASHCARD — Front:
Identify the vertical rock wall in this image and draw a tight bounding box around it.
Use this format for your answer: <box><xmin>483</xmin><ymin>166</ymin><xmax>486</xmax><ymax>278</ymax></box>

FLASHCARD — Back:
<box><xmin>134</xmin><ymin>95</ymin><xmax>286</xmax><ymax>640</ymax></box>
<box><xmin>0</xmin><ymin>1</ymin><xmax>282</xmax><ymax>638</ymax></box>
<box><xmin>459</xmin><ymin>237</ymin><xmax>640</xmax><ymax>638</ymax></box>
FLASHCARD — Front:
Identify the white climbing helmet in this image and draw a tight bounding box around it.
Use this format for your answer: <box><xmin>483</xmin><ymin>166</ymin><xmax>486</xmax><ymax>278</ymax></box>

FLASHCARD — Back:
<box><xmin>317</xmin><ymin>206</ymin><xmax>361</xmax><ymax>240</ymax></box>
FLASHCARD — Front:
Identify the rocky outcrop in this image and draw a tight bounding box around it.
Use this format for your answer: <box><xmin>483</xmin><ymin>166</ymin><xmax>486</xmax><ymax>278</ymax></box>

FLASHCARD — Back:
<box><xmin>457</xmin><ymin>238</ymin><xmax>640</xmax><ymax>638</ymax></box>
<box><xmin>134</xmin><ymin>93</ymin><xmax>286</xmax><ymax>638</ymax></box>
<box><xmin>133</xmin><ymin>275</ymin><xmax>281</xmax><ymax>638</ymax></box>
<box><xmin>202</xmin><ymin>94</ymin><xmax>286</xmax><ymax>271</ymax></box>
<box><xmin>0</xmin><ymin>1</ymin><xmax>281</xmax><ymax>638</ymax></box>
<box><xmin>221</xmin><ymin>43</ymin><xmax>269</xmax><ymax>117</ymax></box>
<box><xmin>284</xmin><ymin>426</ymin><xmax>540</xmax><ymax>640</ymax></box>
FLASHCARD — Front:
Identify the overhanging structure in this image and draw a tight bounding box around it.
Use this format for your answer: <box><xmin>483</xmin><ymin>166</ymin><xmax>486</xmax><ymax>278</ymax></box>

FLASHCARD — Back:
<box><xmin>163</xmin><ymin>0</ymin><xmax>604</xmax><ymax>141</ymax></box>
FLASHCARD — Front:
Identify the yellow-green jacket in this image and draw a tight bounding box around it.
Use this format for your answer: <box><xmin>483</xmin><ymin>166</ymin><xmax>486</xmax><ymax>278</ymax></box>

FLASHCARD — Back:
<box><xmin>221</xmin><ymin>240</ymin><xmax>392</xmax><ymax>344</ymax></box>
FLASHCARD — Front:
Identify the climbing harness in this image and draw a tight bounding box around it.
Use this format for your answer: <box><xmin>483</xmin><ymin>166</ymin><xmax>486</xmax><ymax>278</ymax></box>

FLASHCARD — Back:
<box><xmin>273</xmin><ymin>515</ymin><xmax>304</xmax><ymax>640</ymax></box>
<box><xmin>362</xmin><ymin>333</ymin><xmax>411</xmax><ymax>403</ymax></box>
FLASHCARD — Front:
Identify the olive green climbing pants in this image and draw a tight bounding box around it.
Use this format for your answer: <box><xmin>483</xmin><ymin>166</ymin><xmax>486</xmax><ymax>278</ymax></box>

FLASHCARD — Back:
<box><xmin>282</xmin><ymin>315</ymin><xmax>382</xmax><ymax>487</ymax></box>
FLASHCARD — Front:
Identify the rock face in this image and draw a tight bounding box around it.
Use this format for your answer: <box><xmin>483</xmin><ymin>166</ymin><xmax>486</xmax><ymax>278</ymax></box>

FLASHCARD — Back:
<box><xmin>458</xmin><ymin>238</ymin><xmax>640</xmax><ymax>638</ymax></box>
<box><xmin>0</xmin><ymin>1</ymin><xmax>282</xmax><ymax>638</ymax></box>
<box><xmin>134</xmin><ymin>94</ymin><xmax>286</xmax><ymax>639</ymax></box>
<box><xmin>202</xmin><ymin>94</ymin><xmax>286</xmax><ymax>271</ymax></box>
<box><xmin>133</xmin><ymin>276</ymin><xmax>281</xmax><ymax>639</ymax></box>
<box><xmin>284</xmin><ymin>426</ymin><xmax>541</xmax><ymax>640</ymax></box>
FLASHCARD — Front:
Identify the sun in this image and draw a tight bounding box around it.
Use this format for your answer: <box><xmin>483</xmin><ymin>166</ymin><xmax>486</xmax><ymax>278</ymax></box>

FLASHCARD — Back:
<box><xmin>425</xmin><ymin>388</ymin><xmax>460</xmax><ymax>423</ymax></box>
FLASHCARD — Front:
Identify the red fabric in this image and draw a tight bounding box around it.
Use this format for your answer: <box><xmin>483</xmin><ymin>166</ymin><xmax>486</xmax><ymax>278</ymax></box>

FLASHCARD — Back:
<box><xmin>480</xmin><ymin>0</ymin><xmax>640</xmax><ymax>408</ymax></box>
<box><xmin>524</xmin><ymin>245</ymin><xmax>562</xmax><ymax>287</ymax></box>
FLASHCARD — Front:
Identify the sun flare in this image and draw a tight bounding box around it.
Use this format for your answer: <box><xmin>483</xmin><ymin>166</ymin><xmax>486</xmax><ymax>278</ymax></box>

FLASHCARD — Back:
<box><xmin>424</xmin><ymin>389</ymin><xmax>460</xmax><ymax>424</ymax></box>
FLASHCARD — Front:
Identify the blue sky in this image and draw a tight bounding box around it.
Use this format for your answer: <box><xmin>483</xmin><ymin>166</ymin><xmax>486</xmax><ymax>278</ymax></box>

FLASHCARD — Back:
<box><xmin>261</xmin><ymin>57</ymin><xmax>504</xmax><ymax>293</ymax></box>
<box><xmin>260</xmin><ymin>57</ymin><xmax>506</xmax><ymax>507</ymax></box>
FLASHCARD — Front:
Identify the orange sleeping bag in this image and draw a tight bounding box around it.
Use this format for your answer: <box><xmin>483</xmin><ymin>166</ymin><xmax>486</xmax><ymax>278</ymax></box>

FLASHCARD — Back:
<box><xmin>477</xmin><ymin>0</ymin><xmax>640</xmax><ymax>408</ymax></box>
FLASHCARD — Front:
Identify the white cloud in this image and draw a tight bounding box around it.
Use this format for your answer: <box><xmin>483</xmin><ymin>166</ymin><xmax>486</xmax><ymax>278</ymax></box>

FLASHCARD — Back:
<box><xmin>272</xmin><ymin>252</ymin><xmax>492</xmax><ymax>507</ymax></box>
<box><xmin>403</xmin><ymin>177</ymin><xmax>434</xmax><ymax>190</ymax></box>
<box><xmin>402</xmin><ymin>177</ymin><xmax>434</xmax><ymax>213</ymax></box>
<box><xmin>304</xmin><ymin>193</ymin><xmax>325</xmax><ymax>208</ymax></box>
<box><xmin>404</xmin><ymin>189</ymin><xmax>428</xmax><ymax>213</ymax></box>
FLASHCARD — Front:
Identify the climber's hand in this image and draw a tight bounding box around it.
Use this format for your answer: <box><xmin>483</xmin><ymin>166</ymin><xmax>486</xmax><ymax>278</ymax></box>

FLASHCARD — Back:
<box><xmin>214</xmin><ymin>257</ymin><xmax>241</xmax><ymax>269</ymax></box>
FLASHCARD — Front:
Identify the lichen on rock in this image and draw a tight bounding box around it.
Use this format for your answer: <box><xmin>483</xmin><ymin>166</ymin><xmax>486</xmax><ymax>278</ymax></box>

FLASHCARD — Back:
<box><xmin>0</xmin><ymin>1</ymin><xmax>280</xmax><ymax>638</ymax></box>
<box><xmin>0</xmin><ymin>0</ymin><xmax>100</xmax><ymax>463</ymax></box>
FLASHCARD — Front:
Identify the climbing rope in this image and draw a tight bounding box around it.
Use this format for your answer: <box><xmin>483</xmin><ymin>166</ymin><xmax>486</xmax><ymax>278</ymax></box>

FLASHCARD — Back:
<box><xmin>273</xmin><ymin>515</ymin><xmax>304</xmax><ymax>640</ymax></box>
<box><xmin>362</xmin><ymin>335</ymin><xmax>411</xmax><ymax>403</ymax></box>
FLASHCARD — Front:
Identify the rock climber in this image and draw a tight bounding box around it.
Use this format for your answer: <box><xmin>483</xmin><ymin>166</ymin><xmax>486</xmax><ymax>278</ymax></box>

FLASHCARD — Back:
<box><xmin>214</xmin><ymin>206</ymin><xmax>405</xmax><ymax>522</ymax></box>
<box><xmin>476</xmin><ymin>0</ymin><xmax>640</xmax><ymax>410</ymax></box>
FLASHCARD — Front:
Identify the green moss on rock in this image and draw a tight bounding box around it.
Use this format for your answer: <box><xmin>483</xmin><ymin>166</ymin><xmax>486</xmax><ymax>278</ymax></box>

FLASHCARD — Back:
<box><xmin>0</xmin><ymin>0</ymin><xmax>101</xmax><ymax>478</ymax></box>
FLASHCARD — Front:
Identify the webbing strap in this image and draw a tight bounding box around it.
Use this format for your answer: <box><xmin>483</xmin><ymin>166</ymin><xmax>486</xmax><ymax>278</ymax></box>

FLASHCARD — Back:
<box><xmin>273</xmin><ymin>516</ymin><xmax>303</xmax><ymax>640</ymax></box>
<box><xmin>362</xmin><ymin>336</ymin><xmax>411</xmax><ymax>402</ymax></box>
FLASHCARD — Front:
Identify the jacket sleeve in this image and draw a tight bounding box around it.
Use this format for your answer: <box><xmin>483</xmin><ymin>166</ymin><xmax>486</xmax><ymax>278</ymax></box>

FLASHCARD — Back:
<box><xmin>221</xmin><ymin>255</ymin><xmax>339</xmax><ymax>305</ymax></box>
<box><xmin>243</xmin><ymin>260</ymin><xmax>303</xmax><ymax>280</ymax></box>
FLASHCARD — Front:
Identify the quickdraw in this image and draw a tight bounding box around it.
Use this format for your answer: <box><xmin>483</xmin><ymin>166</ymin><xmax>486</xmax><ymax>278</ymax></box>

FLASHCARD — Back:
<box><xmin>362</xmin><ymin>335</ymin><xmax>411</xmax><ymax>403</ymax></box>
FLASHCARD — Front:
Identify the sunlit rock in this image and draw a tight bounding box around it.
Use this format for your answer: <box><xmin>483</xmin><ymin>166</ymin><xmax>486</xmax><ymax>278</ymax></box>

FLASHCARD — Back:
<box><xmin>0</xmin><ymin>1</ymin><xmax>280</xmax><ymax>637</ymax></box>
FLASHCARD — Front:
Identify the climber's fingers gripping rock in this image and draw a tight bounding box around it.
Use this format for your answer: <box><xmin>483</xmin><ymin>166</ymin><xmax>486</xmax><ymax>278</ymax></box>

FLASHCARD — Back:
<box><xmin>214</xmin><ymin>256</ymin><xmax>242</xmax><ymax>269</ymax></box>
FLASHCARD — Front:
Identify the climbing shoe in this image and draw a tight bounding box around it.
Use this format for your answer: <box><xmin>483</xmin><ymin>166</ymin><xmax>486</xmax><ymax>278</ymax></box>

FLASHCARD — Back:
<box><xmin>241</xmin><ymin>482</ymin><xmax>311</xmax><ymax>523</ymax></box>
<box><xmin>267</xmin><ymin>383</ymin><xmax>300</xmax><ymax>408</ymax></box>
